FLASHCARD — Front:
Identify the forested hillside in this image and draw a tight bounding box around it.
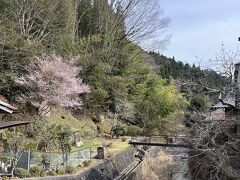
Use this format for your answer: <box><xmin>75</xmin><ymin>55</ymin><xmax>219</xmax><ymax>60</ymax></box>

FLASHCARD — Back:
<box><xmin>148</xmin><ymin>52</ymin><xmax>229</xmax><ymax>89</ymax></box>
<box><xmin>0</xmin><ymin>0</ymin><xmax>187</xmax><ymax>135</ymax></box>
<box><xmin>0</xmin><ymin>0</ymin><xmax>228</xmax><ymax>133</ymax></box>
<box><xmin>147</xmin><ymin>52</ymin><xmax>230</xmax><ymax>111</ymax></box>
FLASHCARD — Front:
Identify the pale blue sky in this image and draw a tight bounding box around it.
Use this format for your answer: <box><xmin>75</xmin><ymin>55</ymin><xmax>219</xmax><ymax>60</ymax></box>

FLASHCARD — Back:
<box><xmin>160</xmin><ymin>0</ymin><xmax>240</xmax><ymax>68</ymax></box>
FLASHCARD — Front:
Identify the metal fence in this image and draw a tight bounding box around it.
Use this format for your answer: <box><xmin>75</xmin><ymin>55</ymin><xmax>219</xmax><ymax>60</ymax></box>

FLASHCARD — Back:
<box><xmin>1</xmin><ymin>148</ymin><xmax>91</xmax><ymax>173</ymax></box>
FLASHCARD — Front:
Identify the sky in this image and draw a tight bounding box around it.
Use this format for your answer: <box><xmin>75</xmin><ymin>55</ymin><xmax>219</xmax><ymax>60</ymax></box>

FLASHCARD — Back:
<box><xmin>159</xmin><ymin>0</ymin><xmax>240</xmax><ymax>68</ymax></box>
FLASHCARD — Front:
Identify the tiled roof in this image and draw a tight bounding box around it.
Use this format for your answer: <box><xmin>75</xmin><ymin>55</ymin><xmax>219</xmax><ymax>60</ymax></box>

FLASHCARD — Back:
<box><xmin>212</xmin><ymin>90</ymin><xmax>236</xmax><ymax>109</ymax></box>
<box><xmin>222</xmin><ymin>90</ymin><xmax>236</xmax><ymax>107</ymax></box>
<box><xmin>212</xmin><ymin>101</ymin><xmax>229</xmax><ymax>109</ymax></box>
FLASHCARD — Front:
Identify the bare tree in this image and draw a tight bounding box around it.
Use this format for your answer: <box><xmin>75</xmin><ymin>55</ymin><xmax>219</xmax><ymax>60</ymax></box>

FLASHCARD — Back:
<box><xmin>186</xmin><ymin>44</ymin><xmax>240</xmax><ymax>179</ymax></box>
<box><xmin>187</xmin><ymin>113</ymin><xmax>240</xmax><ymax>180</ymax></box>
<box><xmin>84</xmin><ymin>0</ymin><xmax>170</xmax><ymax>53</ymax></box>
<box><xmin>1</xmin><ymin>0</ymin><xmax>78</xmax><ymax>43</ymax></box>
<box><xmin>108</xmin><ymin>0</ymin><xmax>170</xmax><ymax>50</ymax></box>
<box><xmin>210</xmin><ymin>43</ymin><xmax>240</xmax><ymax>83</ymax></box>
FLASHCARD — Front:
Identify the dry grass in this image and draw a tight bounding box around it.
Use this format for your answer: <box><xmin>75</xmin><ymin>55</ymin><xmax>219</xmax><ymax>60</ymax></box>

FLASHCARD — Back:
<box><xmin>72</xmin><ymin>137</ymin><xmax>130</xmax><ymax>157</ymax></box>
<box><xmin>105</xmin><ymin>137</ymin><xmax>131</xmax><ymax>155</ymax></box>
<box><xmin>140</xmin><ymin>151</ymin><xmax>174</xmax><ymax>180</ymax></box>
<box><xmin>46</xmin><ymin>107</ymin><xmax>97</xmax><ymax>136</ymax></box>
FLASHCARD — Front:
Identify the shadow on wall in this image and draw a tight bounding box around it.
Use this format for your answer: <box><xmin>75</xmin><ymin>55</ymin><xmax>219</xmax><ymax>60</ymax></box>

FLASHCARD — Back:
<box><xmin>83</xmin><ymin>160</ymin><xmax>123</xmax><ymax>180</ymax></box>
<box><xmin>85</xmin><ymin>168</ymin><xmax>118</xmax><ymax>180</ymax></box>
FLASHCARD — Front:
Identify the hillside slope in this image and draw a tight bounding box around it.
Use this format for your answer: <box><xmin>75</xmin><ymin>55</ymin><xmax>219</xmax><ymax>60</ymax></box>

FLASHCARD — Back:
<box><xmin>147</xmin><ymin>52</ymin><xmax>229</xmax><ymax>96</ymax></box>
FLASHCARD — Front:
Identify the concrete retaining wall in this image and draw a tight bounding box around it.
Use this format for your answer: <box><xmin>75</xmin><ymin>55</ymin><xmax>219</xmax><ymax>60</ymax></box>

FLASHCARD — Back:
<box><xmin>23</xmin><ymin>147</ymin><xmax>135</xmax><ymax>180</ymax></box>
<box><xmin>125</xmin><ymin>147</ymin><xmax>161</xmax><ymax>180</ymax></box>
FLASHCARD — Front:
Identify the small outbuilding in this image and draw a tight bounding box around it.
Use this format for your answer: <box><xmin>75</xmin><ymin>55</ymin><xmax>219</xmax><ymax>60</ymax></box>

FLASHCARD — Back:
<box><xmin>0</xmin><ymin>99</ymin><xmax>17</xmax><ymax>114</ymax></box>
<box><xmin>0</xmin><ymin>97</ymin><xmax>30</xmax><ymax>130</ymax></box>
<box><xmin>210</xmin><ymin>63</ymin><xmax>240</xmax><ymax>136</ymax></box>
<box><xmin>0</xmin><ymin>97</ymin><xmax>31</xmax><ymax>175</ymax></box>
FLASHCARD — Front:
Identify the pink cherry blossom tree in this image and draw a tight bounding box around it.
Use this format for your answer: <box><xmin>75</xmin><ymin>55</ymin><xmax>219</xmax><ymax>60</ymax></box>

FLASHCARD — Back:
<box><xmin>17</xmin><ymin>54</ymin><xmax>90</xmax><ymax>117</ymax></box>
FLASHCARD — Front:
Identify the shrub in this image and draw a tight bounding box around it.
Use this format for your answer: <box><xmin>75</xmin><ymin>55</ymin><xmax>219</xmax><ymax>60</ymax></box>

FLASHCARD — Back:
<box><xmin>83</xmin><ymin>160</ymin><xmax>92</xmax><ymax>167</ymax></box>
<box><xmin>15</xmin><ymin>168</ymin><xmax>30</xmax><ymax>178</ymax></box>
<box><xmin>47</xmin><ymin>171</ymin><xmax>58</xmax><ymax>176</ymax></box>
<box><xmin>190</xmin><ymin>93</ymin><xmax>209</xmax><ymax>112</ymax></box>
<box><xmin>56</xmin><ymin>166</ymin><xmax>65</xmax><ymax>175</ymax></box>
<box><xmin>25</xmin><ymin>140</ymin><xmax>38</xmax><ymax>150</ymax></box>
<box><xmin>65</xmin><ymin>166</ymin><xmax>76</xmax><ymax>174</ymax></box>
<box><xmin>111</xmin><ymin>124</ymin><xmax>126</xmax><ymax>138</ymax></box>
<box><xmin>98</xmin><ymin>121</ymin><xmax>112</xmax><ymax>134</ymax></box>
<box><xmin>40</xmin><ymin>169</ymin><xmax>46</xmax><ymax>177</ymax></box>
<box><xmin>29</xmin><ymin>166</ymin><xmax>43</xmax><ymax>177</ymax></box>
<box><xmin>26</xmin><ymin>121</ymin><xmax>45</xmax><ymax>138</ymax></box>
<box><xmin>125</xmin><ymin>125</ymin><xmax>142</xmax><ymax>136</ymax></box>
<box><xmin>2</xmin><ymin>176</ymin><xmax>10</xmax><ymax>180</ymax></box>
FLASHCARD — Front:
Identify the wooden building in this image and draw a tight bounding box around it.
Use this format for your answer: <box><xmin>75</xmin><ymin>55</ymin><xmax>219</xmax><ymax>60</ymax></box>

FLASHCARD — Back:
<box><xmin>210</xmin><ymin>63</ymin><xmax>240</xmax><ymax>136</ymax></box>
<box><xmin>0</xmin><ymin>97</ymin><xmax>30</xmax><ymax>175</ymax></box>
<box><xmin>0</xmin><ymin>97</ymin><xmax>17</xmax><ymax>114</ymax></box>
<box><xmin>0</xmin><ymin>97</ymin><xmax>30</xmax><ymax>140</ymax></box>
<box><xmin>211</xmin><ymin>90</ymin><xmax>240</xmax><ymax>135</ymax></box>
<box><xmin>0</xmin><ymin>98</ymin><xmax>30</xmax><ymax>127</ymax></box>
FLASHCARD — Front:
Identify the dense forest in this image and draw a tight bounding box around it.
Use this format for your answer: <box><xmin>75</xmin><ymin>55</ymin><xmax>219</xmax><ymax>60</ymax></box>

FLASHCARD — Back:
<box><xmin>149</xmin><ymin>52</ymin><xmax>231</xmax><ymax>110</ymax></box>
<box><xmin>149</xmin><ymin>52</ymin><xmax>229</xmax><ymax>88</ymax></box>
<box><xmin>0</xmin><ymin>0</ymin><xmax>229</xmax><ymax>132</ymax></box>
<box><xmin>0</xmin><ymin>0</ymin><xmax>188</xmax><ymax>135</ymax></box>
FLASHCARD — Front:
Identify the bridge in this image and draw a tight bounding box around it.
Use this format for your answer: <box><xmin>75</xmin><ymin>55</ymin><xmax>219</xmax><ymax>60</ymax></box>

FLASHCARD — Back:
<box><xmin>117</xmin><ymin>136</ymin><xmax>191</xmax><ymax>180</ymax></box>
<box><xmin>128</xmin><ymin>135</ymin><xmax>191</xmax><ymax>148</ymax></box>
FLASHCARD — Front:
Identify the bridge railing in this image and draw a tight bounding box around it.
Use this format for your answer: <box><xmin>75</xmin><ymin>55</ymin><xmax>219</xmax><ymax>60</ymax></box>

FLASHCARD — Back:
<box><xmin>129</xmin><ymin>135</ymin><xmax>190</xmax><ymax>148</ymax></box>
